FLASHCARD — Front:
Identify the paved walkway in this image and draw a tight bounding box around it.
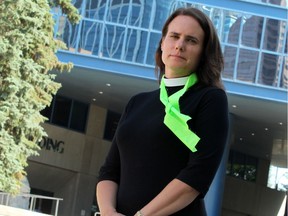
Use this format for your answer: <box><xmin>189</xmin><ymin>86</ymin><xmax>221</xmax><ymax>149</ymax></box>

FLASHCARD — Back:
<box><xmin>0</xmin><ymin>205</ymin><xmax>52</xmax><ymax>216</ymax></box>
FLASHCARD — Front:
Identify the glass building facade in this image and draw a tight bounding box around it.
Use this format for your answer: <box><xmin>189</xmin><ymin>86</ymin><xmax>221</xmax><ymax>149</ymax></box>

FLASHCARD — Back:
<box><xmin>53</xmin><ymin>0</ymin><xmax>287</xmax><ymax>89</ymax></box>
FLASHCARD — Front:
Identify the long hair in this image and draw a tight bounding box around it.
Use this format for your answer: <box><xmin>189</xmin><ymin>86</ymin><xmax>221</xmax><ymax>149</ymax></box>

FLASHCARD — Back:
<box><xmin>155</xmin><ymin>7</ymin><xmax>224</xmax><ymax>89</ymax></box>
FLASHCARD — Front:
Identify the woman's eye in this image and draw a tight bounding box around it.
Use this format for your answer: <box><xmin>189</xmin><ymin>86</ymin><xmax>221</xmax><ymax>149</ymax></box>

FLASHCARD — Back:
<box><xmin>170</xmin><ymin>35</ymin><xmax>179</xmax><ymax>39</ymax></box>
<box><xmin>186</xmin><ymin>38</ymin><xmax>197</xmax><ymax>44</ymax></box>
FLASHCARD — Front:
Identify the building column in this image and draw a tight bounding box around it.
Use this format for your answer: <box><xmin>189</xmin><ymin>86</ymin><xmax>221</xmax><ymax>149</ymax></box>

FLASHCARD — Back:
<box><xmin>204</xmin><ymin>114</ymin><xmax>234</xmax><ymax>216</ymax></box>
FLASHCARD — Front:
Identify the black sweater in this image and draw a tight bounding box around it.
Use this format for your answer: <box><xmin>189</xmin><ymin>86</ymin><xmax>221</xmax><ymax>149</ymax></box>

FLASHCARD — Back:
<box><xmin>98</xmin><ymin>84</ymin><xmax>229</xmax><ymax>215</ymax></box>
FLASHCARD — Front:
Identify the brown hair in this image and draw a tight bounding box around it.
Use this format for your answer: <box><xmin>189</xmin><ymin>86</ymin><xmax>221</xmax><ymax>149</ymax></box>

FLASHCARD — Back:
<box><xmin>155</xmin><ymin>7</ymin><xmax>224</xmax><ymax>89</ymax></box>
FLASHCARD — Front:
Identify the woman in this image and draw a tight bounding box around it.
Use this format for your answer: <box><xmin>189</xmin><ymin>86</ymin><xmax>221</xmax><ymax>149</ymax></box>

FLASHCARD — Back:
<box><xmin>96</xmin><ymin>7</ymin><xmax>229</xmax><ymax>216</ymax></box>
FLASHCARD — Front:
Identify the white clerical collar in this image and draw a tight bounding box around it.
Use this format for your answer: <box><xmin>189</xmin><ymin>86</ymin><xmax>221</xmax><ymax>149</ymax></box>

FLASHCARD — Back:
<box><xmin>163</xmin><ymin>76</ymin><xmax>189</xmax><ymax>87</ymax></box>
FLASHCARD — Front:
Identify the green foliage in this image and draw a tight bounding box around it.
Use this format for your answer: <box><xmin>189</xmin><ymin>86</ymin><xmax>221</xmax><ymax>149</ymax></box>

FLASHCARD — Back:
<box><xmin>50</xmin><ymin>0</ymin><xmax>81</xmax><ymax>23</ymax></box>
<box><xmin>0</xmin><ymin>0</ymin><xmax>80</xmax><ymax>194</ymax></box>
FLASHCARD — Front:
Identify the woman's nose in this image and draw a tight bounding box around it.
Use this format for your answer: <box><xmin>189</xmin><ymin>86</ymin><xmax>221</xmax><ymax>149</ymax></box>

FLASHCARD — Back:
<box><xmin>175</xmin><ymin>39</ymin><xmax>184</xmax><ymax>51</ymax></box>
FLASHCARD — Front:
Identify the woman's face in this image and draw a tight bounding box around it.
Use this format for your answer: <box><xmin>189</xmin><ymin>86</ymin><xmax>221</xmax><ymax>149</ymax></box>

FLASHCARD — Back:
<box><xmin>161</xmin><ymin>15</ymin><xmax>205</xmax><ymax>78</ymax></box>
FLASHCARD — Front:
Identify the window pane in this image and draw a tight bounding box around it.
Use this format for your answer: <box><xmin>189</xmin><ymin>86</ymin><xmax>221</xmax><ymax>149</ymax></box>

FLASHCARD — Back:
<box><xmin>223</xmin><ymin>46</ymin><xmax>237</xmax><ymax>79</ymax></box>
<box><xmin>258</xmin><ymin>53</ymin><xmax>281</xmax><ymax>86</ymax></box>
<box><xmin>79</xmin><ymin>20</ymin><xmax>102</xmax><ymax>56</ymax></box>
<box><xmin>124</xmin><ymin>29</ymin><xmax>148</xmax><ymax>64</ymax></box>
<box><xmin>220</xmin><ymin>11</ymin><xmax>242</xmax><ymax>44</ymax></box>
<box><xmin>233</xmin><ymin>0</ymin><xmax>287</xmax><ymax>8</ymax></box>
<box><xmin>285</xmin><ymin>33</ymin><xmax>288</xmax><ymax>54</ymax></box>
<box><xmin>231</xmin><ymin>151</ymin><xmax>246</xmax><ymax>179</ymax></box>
<box><xmin>237</xmin><ymin>49</ymin><xmax>259</xmax><ymax>83</ymax></box>
<box><xmin>70</xmin><ymin>101</ymin><xmax>89</xmax><ymax>132</ymax></box>
<box><xmin>281</xmin><ymin>56</ymin><xmax>288</xmax><ymax>88</ymax></box>
<box><xmin>71</xmin><ymin>0</ymin><xmax>83</xmax><ymax>12</ymax></box>
<box><xmin>104</xmin><ymin>110</ymin><xmax>121</xmax><ymax>141</ymax></box>
<box><xmin>51</xmin><ymin>96</ymin><xmax>72</xmax><ymax>127</ymax></box>
<box><xmin>40</xmin><ymin>97</ymin><xmax>54</xmax><ymax>122</ymax></box>
<box><xmin>146</xmin><ymin>32</ymin><xmax>161</xmax><ymax>65</ymax></box>
<box><xmin>241</xmin><ymin>15</ymin><xmax>263</xmax><ymax>49</ymax></box>
<box><xmin>85</xmin><ymin>0</ymin><xmax>106</xmax><ymax>19</ymax></box>
<box><xmin>106</xmin><ymin>0</ymin><xmax>130</xmax><ymax>24</ymax></box>
<box><xmin>245</xmin><ymin>156</ymin><xmax>257</xmax><ymax>181</ymax></box>
<box><xmin>228</xmin><ymin>17</ymin><xmax>242</xmax><ymax>44</ymax></box>
<box><xmin>59</xmin><ymin>12</ymin><xmax>82</xmax><ymax>49</ymax></box>
<box><xmin>268</xmin><ymin>165</ymin><xmax>288</xmax><ymax>191</ymax></box>
<box><xmin>129</xmin><ymin>0</ymin><xmax>148</xmax><ymax>28</ymax></box>
<box><xmin>263</xmin><ymin>19</ymin><xmax>286</xmax><ymax>52</ymax></box>
<box><xmin>227</xmin><ymin>150</ymin><xmax>258</xmax><ymax>182</ymax></box>
<box><xmin>226</xmin><ymin>152</ymin><xmax>233</xmax><ymax>175</ymax></box>
<box><xmin>267</xmin><ymin>0</ymin><xmax>288</xmax><ymax>8</ymax></box>
<box><xmin>209</xmin><ymin>8</ymin><xmax>222</xmax><ymax>36</ymax></box>
<box><xmin>153</xmin><ymin>0</ymin><xmax>170</xmax><ymax>30</ymax></box>
<box><xmin>102</xmin><ymin>24</ymin><xmax>125</xmax><ymax>59</ymax></box>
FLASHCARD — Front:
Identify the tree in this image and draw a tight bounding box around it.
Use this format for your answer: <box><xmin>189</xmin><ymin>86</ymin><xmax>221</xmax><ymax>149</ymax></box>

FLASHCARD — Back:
<box><xmin>0</xmin><ymin>0</ymin><xmax>80</xmax><ymax>194</ymax></box>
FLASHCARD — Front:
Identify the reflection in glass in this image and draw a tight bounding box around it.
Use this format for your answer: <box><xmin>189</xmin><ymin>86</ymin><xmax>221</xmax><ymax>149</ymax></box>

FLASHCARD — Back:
<box><xmin>124</xmin><ymin>29</ymin><xmax>148</xmax><ymax>63</ymax></box>
<box><xmin>285</xmin><ymin>33</ymin><xmax>288</xmax><ymax>54</ymax></box>
<box><xmin>268</xmin><ymin>138</ymin><xmax>288</xmax><ymax>191</ymax></box>
<box><xmin>245</xmin><ymin>157</ymin><xmax>257</xmax><ymax>181</ymax></box>
<box><xmin>241</xmin><ymin>16</ymin><xmax>263</xmax><ymax>49</ymax></box>
<box><xmin>147</xmin><ymin>33</ymin><xmax>161</xmax><ymax>65</ymax></box>
<box><xmin>233</xmin><ymin>0</ymin><xmax>287</xmax><ymax>8</ymax></box>
<box><xmin>80</xmin><ymin>20</ymin><xmax>102</xmax><ymax>55</ymax></box>
<box><xmin>107</xmin><ymin>0</ymin><xmax>131</xmax><ymax>24</ymax></box>
<box><xmin>102</xmin><ymin>24</ymin><xmax>125</xmax><ymax>59</ymax></box>
<box><xmin>258</xmin><ymin>53</ymin><xmax>281</xmax><ymax>86</ymax></box>
<box><xmin>281</xmin><ymin>56</ymin><xmax>288</xmax><ymax>88</ymax></box>
<box><xmin>237</xmin><ymin>49</ymin><xmax>259</xmax><ymax>83</ymax></box>
<box><xmin>220</xmin><ymin>11</ymin><xmax>241</xmax><ymax>43</ymax></box>
<box><xmin>225</xmin><ymin>15</ymin><xmax>242</xmax><ymax>45</ymax></box>
<box><xmin>263</xmin><ymin>19</ymin><xmax>286</xmax><ymax>52</ymax></box>
<box><xmin>231</xmin><ymin>151</ymin><xmax>246</xmax><ymax>179</ymax></box>
<box><xmin>85</xmin><ymin>0</ymin><xmax>169</xmax><ymax>30</ymax></box>
<box><xmin>60</xmin><ymin>17</ymin><xmax>80</xmax><ymax>50</ymax></box>
<box><xmin>85</xmin><ymin>0</ymin><xmax>106</xmax><ymax>20</ymax></box>
<box><xmin>268</xmin><ymin>165</ymin><xmax>288</xmax><ymax>191</ymax></box>
<box><xmin>153</xmin><ymin>0</ymin><xmax>170</xmax><ymax>30</ymax></box>
<box><xmin>227</xmin><ymin>150</ymin><xmax>258</xmax><ymax>182</ymax></box>
<box><xmin>223</xmin><ymin>46</ymin><xmax>237</xmax><ymax>79</ymax></box>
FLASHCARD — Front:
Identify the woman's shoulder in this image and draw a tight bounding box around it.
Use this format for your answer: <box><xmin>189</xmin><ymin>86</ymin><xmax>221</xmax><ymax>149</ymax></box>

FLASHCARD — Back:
<box><xmin>192</xmin><ymin>84</ymin><xmax>227</xmax><ymax>99</ymax></box>
<box><xmin>184</xmin><ymin>85</ymin><xmax>228</xmax><ymax>110</ymax></box>
<box><xmin>124</xmin><ymin>88</ymin><xmax>159</xmax><ymax>110</ymax></box>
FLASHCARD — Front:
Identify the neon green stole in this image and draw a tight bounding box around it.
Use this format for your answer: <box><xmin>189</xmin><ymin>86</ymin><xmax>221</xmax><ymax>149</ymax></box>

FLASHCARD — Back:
<box><xmin>160</xmin><ymin>73</ymin><xmax>200</xmax><ymax>152</ymax></box>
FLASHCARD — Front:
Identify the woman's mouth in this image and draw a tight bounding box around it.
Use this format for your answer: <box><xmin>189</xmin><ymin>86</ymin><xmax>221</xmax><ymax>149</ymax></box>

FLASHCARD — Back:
<box><xmin>170</xmin><ymin>54</ymin><xmax>186</xmax><ymax>60</ymax></box>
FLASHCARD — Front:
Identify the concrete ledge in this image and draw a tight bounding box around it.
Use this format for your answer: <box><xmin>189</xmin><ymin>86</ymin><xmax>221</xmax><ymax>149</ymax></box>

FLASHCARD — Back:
<box><xmin>0</xmin><ymin>205</ymin><xmax>52</xmax><ymax>216</ymax></box>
